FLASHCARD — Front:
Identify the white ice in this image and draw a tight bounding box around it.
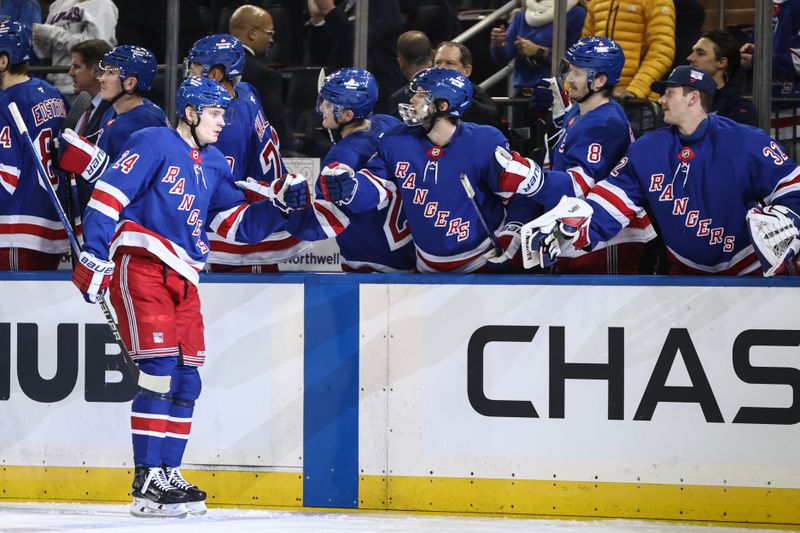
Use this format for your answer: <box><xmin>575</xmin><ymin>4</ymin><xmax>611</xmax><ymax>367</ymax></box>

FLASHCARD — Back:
<box><xmin>0</xmin><ymin>503</ymin><xmax>785</xmax><ymax>533</ymax></box>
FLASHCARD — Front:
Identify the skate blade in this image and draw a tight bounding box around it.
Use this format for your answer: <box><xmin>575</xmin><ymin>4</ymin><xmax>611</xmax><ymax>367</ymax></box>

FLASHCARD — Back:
<box><xmin>130</xmin><ymin>497</ymin><xmax>188</xmax><ymax>518</ymax></box>
<box><xmin>186</xmin><ymin>500</ymin><xmax>207</xmax><ymax>516</ymax></box>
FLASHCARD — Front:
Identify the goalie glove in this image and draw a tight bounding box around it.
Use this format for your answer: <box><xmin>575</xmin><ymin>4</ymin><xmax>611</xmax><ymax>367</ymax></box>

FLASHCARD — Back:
<box><xmin>72</xmin><ymin>251</ymin><xmax>114</xmax><ymax>303</ymax></box>
<box><xmin>494</xmin><ymin>146</ymin><xmax>543</xmax><ymax>197</ymax></box>
<box><xmin>519</xmin><ymin>196</ymin><xmax>593</xmax><ymax>269</ymax></box>
<box><xmin>56</xmin><ymin>128</ymin><xmax>109</xmax><ymax>183</ymax></box>
<box><xmin>317</xmin><ymin>162</ymin><xmax>358</xmax><ymax>205</ymax></box>
<box><xmin>746</xmin><ymin>204</ymin><xmax>800</xmax><ymax>277</ymax></box>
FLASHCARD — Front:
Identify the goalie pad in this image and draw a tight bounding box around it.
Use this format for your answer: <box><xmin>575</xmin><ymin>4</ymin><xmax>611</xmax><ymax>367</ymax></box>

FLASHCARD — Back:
<box><xmin>56</xmin><ymin>128</ymin><xmax>109</xmax><ymax>183</ymax></box>
<box><xmin>746</xmin><ymin>204</ymin><xmax>800</xmax><ymax>277</ymax></box>
<box><xmin>519</xmin><ymin>196</ymin><xmax>593</xmax><ymax>269</ymax></box>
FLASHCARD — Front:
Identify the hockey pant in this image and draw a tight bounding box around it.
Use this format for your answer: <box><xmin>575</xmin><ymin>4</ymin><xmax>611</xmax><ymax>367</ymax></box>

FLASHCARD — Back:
<box><xmin>131</xmin><ymin>357</ymin><xmax>202</xmax><ymax>468</ymax></box>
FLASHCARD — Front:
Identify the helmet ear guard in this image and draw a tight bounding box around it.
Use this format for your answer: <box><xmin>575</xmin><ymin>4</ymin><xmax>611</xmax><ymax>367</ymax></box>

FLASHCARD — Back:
<box><xmin>0</xmin><ymin>20</ymin><xmax>31</xmax><ymax>66</ymax></box>
<box><xmin>185</xmin><ymin>34</ymin><xmax>245</xmax><ymax>82</ymax></box>
<box><xmin>318</xmin><ymin>67</ymin><xmax>378</xmax><ymax>122</ymax></box>
<box><xmin>100</xmin><ymin>45</ymin><xmax>157</xmax><ymax>92</ymax></box>
<box><xmin>400</xmin><ymin>67</ymin><xmax>472</xmax><ymax>127</ymax></box>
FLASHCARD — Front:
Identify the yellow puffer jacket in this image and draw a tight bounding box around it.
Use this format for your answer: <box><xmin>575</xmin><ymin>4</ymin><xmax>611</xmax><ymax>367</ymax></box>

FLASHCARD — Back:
<box><xmin>581</xmin><ymin>0</ymin><xmax>675</xmax><ymax>100</ymax></box>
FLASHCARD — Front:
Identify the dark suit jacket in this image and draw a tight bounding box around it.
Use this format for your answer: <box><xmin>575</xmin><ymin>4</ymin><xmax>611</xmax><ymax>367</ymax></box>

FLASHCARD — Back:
<box><xmin>241</xmin><ymin>50</ymin><xmax>289</xmax><ymax>148</ymax></box>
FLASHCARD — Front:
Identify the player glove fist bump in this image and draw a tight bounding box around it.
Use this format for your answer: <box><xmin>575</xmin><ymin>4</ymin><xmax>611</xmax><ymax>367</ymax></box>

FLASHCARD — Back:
<box><xmin>56</xmin><ymin>129</ymin><xmax>109</xmax><ymax>183</ymax></box>
<box><xmin>494</xmin><ymin>146</ymin><xmax>543</xmax><ymax>197</ymax></box>
<box><xmin>317</xmin><ymin>162</ymin><xmax>358</xmax><ymax>205</ymax></box>
<box><xmin>72</xmin><ymin>251</ymin><xmax>114</xmax><ymax>303</ymax></box>
<box><xmin>520</xmin><ymin>196</ymin><xmax>593</xmax><ymax>269</ymax></box>
<box><xmin>236</xmin><ymin>173</ymin><xmax>311</xmax><ymax>213</ymax></box>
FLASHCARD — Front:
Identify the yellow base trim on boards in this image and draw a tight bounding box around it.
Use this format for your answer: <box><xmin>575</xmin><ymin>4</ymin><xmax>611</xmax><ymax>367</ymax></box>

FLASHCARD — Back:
<box><xmin>0</xmin><ymin>466</ymin><xmax>303</xmax><ymax>508</ymax></box>
<box><xmin>359</xmin><ymin>475</ymin><xmax>800</xmax><ymax>527</ymax></box>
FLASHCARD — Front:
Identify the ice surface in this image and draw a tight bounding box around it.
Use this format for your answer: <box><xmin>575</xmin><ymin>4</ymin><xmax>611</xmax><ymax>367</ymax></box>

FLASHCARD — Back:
<box><xmin>0</xmin><ymin>503</ymin><xmax>786</xmax><ymax>533</ymax></box>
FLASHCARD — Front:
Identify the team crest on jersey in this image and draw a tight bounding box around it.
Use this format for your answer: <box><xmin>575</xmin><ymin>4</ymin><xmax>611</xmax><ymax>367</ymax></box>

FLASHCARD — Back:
<box><xmin>153</xmin><ymin>332</ymin><xmax>164</xmax><ymax>344</ymax></box>
<box><xmin>427</xmin><ymin>146</ymin><xmax>443</xmax><ymax>161</ymax></box>
<box><xmin>677</xmin><ymin>146</ymin><xmax>695</xmax><ymax>163</ymax></box>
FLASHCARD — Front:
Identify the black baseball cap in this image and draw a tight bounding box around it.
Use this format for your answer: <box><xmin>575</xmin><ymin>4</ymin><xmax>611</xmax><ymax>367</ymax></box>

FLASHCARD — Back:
<box><xmin>651</xmin><ymin>65</ymin><xmax>716</xmax><ymax>97</ymax></box>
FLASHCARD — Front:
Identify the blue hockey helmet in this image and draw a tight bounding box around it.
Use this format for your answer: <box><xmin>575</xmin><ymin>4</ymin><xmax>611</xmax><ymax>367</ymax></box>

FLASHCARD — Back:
<box><xmin>318</xmin><ymin>68</ymin><xmax>378</xmax><ymax>121</ymax></box>
<box><xmin>0</xmin><ymin>20</ymin><xmax>31</xmax><ymax>64</ymax></box>
<box><xmin>564</xmin><ymin>36</ymin><xmax>625</xmax><ymax>87</ymax></box>
<box><xmin>176</xmin><ymin>77</ymin><xmax>231</xmax><ymax>120</ymax></box>
<box><xmin>400</xmin><ymin>67</ymin><xmax>472</xmax><ymax>126</ymax></box>
<box><xmin>186</xmin><ymin>34</ymin><xmax>245</xmax><ymax>80</ymax></box>
<box><xmin>99</xmin><ymin>45</ymin><xmax>157</xmax><ymax>91</ymax></box>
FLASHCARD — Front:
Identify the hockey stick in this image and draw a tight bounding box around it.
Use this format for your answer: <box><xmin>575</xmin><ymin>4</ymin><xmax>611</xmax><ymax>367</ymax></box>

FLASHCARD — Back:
<box><xmin>59</xmin><ymin>92</ymin><xmax>92</xmax><ymax>267</ymax></box>
<box><xmin>8</xmin><ymin>102</ymin><xmax>171</xmax><ymax>394</ymax></box>
<box><xmin>459</xmin><ymin>173</ymin><xmax>503</xmax><ymax>257</ymax></box>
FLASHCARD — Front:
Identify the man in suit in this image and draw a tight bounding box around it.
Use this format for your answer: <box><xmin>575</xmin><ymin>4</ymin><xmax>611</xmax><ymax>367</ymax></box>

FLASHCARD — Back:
<box><xmin>388</xmin><ymin>31</ymin><xmax>433</xmax><ymax>118</ymax></box>
<box><xmin>229</xmin><ymin>4</ymin><xmax>289</xmax><ymax>148</ymax></box>
<box><xmin>433</xmin><ymin>41</ymin><xmax>500</xmax><ymax>127</ymax></box>
<box><xmin>69</xmin><ymin>39</ymin><xmax>113</xmax><ymax>137</ymax></box>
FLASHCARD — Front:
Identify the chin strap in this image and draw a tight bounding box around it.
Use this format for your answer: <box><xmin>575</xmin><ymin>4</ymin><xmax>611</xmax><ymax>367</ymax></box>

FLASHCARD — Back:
<box><xmin>181</xmin><ymin>115</ymin><xmax>207</xmax><ymax>150</ymax></box>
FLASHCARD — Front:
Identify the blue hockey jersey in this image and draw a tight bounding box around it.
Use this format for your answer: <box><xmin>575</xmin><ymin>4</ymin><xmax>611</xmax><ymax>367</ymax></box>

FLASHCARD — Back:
<box><xmin>773</xmin><ymin>0</ymin><xmax>800</xmax><ymax>83</ymax></box>
<box><xmin>550</xmin><ymin>99</ymin><xmax>655</xmax><ymax>266</ymax></box>
<box><xmin>207</xmin><ymin>82</ymin><xmax>311</xmax><ymax>266</ymax></box>
<box><xmin>350</xmin><ymin>122</ymin><xmax>542</xmax><ymax>273</ymax></box>
<box><xmin>82</xmin><ymin>127</ymin><xmax>300</xmax><ymax>285</ymax></box>
<box><xmin>584</xmin><ymin>115</ymin><xmax>800</xmax><ymax>275</ymax></box>
<box><xmin>0</xmin><ymin>77</ymin><xmax>68</xmax><ymax>253</ymax></box>
<box><xmin>321</xmin><ymin>114</ymin><xmax>415</xmax><ymax>272</ymax></box>
<box><xmin>95</xmin><ymin>99</ymin><xmax>169</xmax><ymax>160</ymax></box>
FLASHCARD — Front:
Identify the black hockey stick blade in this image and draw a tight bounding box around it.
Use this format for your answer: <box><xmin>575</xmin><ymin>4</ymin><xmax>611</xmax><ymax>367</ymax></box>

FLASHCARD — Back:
<box><xmin>63</xmin><ymin>91</ymin><xmax>92</xmax><ymax>132</ymax></box>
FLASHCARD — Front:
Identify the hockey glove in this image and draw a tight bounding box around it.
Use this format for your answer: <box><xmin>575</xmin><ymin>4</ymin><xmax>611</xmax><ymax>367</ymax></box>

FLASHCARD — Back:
<box><xmin>271</xmin><ymin>173</ymin><xmax>312</xmax><ymax>213</ymax></box>
<box><xmin>520</xmin><ymin>196</ymin><xmax>593</xmax><ymax>269</ymax></box>
<box><xmin>485</xmin><ymin>222</ymin><xmax>522</xmax><ymax>264</ymax></box>
<box><xmin>495</xmin><ymin>146</ymin><xmax>543</xmax><ymax>197</ymax></box>
<box><xmin>548</xmin><ymin>77</ymin><xmax>572</xmax><ymax>129</ymax></box>
<box><xmin>72</xmin><ymin>251</ymin><xmax>114</xmax><ymax>303</ymax></box>
<box><xmin>56</xmin><ymin>128</ymin><xmax>109</xmax><ymax>183</ymax></box>
<box><xmin>234</xmin><ymin>177</ymin><xmax>271</xmax><ymax>203</ymax></box>
<box><xmin>529</xmin><ymin>79</ymin><xmax>554</xmax><ymax>115</ymax></box>
<box><xmin>746</xmin><ymin>204</ymin><xmax>800</xmax><ymax>277</ymax></box>
<box><xmin>317</xmin><ymin>162</ymin><xmax>358</xmax><ymax>205</ymax></box>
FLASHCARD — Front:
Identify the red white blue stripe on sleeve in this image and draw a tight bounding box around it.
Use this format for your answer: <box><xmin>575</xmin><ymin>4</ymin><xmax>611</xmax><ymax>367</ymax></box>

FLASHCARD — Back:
<box><xmin>0</xmin><ymin>162</ymin><xmax>20</xmax><ymax>195</ymax></box>
<box><xmin>765</xmin><ymin>165</ymin><xmax>800</xmax><ymax>204</ymax></box>
<box><xmin>209</xmin><ymin>203</ymin><xmax>248</xmax><ymax>241</ymax></box>
<box><xmin>588</xmin><ymin>181</ymin><xmax>646</xmax><ymax>228</ymax></box>
<box><xmin>358</xmin><ymin>169</ymin><xmax>391</xmax><ymax>210</ymax></box>
<box><xmin>87</xmin><ymin>180</ymin><xmax>131</xmax><ymax>221</ymax></box>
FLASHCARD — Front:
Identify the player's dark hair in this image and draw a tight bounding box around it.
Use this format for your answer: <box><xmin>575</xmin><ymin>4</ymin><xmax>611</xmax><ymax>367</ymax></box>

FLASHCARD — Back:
<box><xmin>681</xmin><ymin>86</ymin><xmax>713</xmax><ymax>112</ymax></box>
<box><xmin>436</xmin><ymin>41</ymin><xmax>473</xmax><ymax>68</ymax></box>
<box><xmin>397</xmin><ymin>31</ymin><xmax>433</xmax><ymax>67</ymax></box>
<box><xmin>7</xmin><ymin>59</ymin><xmax>28</xmax><ymax>75</ymax></box>
<box><xmin>70</xmin><ymin>39</ymin><xmax>113</xmax><ymax>68</ymax></box>
<box><xmin>701</xmin><ymin>30</ymin><xmax>741</xmax><ymax>82</ymax></box>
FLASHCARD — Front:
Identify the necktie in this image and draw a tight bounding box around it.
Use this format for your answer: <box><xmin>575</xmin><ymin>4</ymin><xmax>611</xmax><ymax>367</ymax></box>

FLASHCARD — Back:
<box><xmin>79</xmin><ymin>103</ymin><xmax>94</xmax><ymax>136</ymax></box>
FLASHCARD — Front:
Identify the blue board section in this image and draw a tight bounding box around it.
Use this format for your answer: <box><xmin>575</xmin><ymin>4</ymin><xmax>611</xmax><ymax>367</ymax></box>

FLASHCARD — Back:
<box><xmin>303</xmin><ymin>277</ymin><xmax>360</xmax><ymax>508</ymax></box>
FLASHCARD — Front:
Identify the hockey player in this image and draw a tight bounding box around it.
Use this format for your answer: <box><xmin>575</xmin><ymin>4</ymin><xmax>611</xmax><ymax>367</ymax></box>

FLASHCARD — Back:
<box><xmin>56</xmin><ymin>45</ymin><xmax>169</xmax><ymax>213</ymax></box>
<box><xmin>521</xmin><ymin>65</ymin><xmax>800</xmax><ymax>276</ymax></box>
<box><xmin>0</xmin><ymin>20</ymin><xmax>69</xmax><ymax>270</ymax></box>
<box><xmin>185</xmin><ymin>34</ymin><xmax>345</xmax><ymax>272</ymax></box>
<box><xmin>73</xmin><ymin>77</ymin><xmax>314</xmax><ymax>517</ymax></box>
<box><xmin>324</xmin><ymin>67</ymin><xmax>563</xmax><ymax>273</ymax></box>
<box><xmin>315</xmin><ymin>67</ymin><xmax>415</xmax><ymax>272</ymax></box>
<box><xmin>528</xmin><ymin>36</ymin><xmax>655</xmax><ymax>274</ymax></box>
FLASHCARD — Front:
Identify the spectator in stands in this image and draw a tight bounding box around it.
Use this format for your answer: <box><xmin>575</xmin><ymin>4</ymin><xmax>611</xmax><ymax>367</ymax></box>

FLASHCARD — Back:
<box><xmin>306</xmin><ymin>0</ymin><xmax>405</xmax><ymax>113</ymax></box>
<box><xmin>490</xmin><ymin>0</ymin><xmax>586</xmax><ymax>96</ymax></box>
<box><xmin>687</xmin><ymin>30</ymin><xmax>757</xmax><ymax>127</ymax></box>
<box><xmin>0</xmin><ymin>0</ymin><xmax>40</xmax><ymax>30</ymax></box>
<box><xmin>32</xmin><ymin>0</ymin><xmax>117</xmax><ymax>97</ymax></box>
<box><xmin>388</xmin><ymin>30</ymin><xmax>434</xmax><ymax>117</ymax></box>
<box><xmin>69</xmin><ymin>39</ymin><xmax>112</xmax><ymax>137</ymax></box>
<box><xmin>229</xmin><ymin>4</ymin><xmax>288</xmax><ymax>147</ymax></box>
<box><xmin>740</xmin><ymin>0</ymin><xmax>800</xmax><ymax>89</ymax></box>
<box><xmin>581</xmin><ymin>0</ymin><xmax>675</xmax><ymax>101</ymax></box>
<box><xmin>434</xmin><ymin>41</ymin><xmax>501</xmax><ymax>127</ymax></box>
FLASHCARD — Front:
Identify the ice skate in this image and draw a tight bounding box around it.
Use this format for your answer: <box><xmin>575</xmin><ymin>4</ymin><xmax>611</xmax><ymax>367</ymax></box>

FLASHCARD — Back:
<box><xmin>130</xmin><ymin>466</ymin><xmax>190</xmax><ymax>518</ymax></box>
<box><xmin>165</xmin><ymin>466</ymin><xmax>207</xmax><ymax>516</ymax></box>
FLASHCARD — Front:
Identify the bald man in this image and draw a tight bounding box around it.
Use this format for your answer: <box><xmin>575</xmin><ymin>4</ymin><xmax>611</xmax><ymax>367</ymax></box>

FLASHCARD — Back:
<box><xmin>229</xmin><ymin>4</ymin><xmax>288</xmax><ymax>148</ymax></box>
<box><xmin>387</xmin><ymin>31</ymin><xmax>433</xmax><ymax>118</ymax></box>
